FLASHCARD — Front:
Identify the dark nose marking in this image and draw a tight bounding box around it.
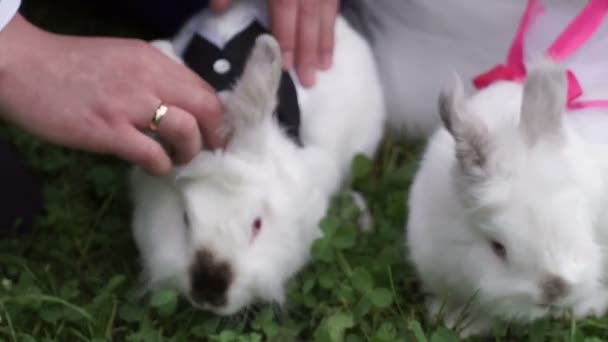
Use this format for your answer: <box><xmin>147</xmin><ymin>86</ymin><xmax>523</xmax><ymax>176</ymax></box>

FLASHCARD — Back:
<box><xmin>541</xmin><ymin>275</ymin><xmax>569</xmax><ymax>304</ymax></box>
<box><xmin>190</xmin><ymin>249</ymin><xmax>233</xmax><ymax>307</ymax></box>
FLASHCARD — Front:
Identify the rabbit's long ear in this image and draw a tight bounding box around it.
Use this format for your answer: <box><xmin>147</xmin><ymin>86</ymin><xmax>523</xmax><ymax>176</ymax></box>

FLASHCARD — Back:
<box><xmin>439</xmin><ymin>74</ymin><xmax>492</xmax><ymax>181</ymax></box>
<box><xmin>221</xmin><ymin>34</ymin><xmax>283</xmax><ymax>136</ymax></box>
<box><xmin>519</xmin><ymin>59</ymin><xmax>567</xmax><ymax>147</ymax></box>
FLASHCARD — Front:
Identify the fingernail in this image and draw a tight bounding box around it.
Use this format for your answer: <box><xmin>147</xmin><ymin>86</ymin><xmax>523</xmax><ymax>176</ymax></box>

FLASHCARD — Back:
<box><xmin>298</xmin><ymin>65</ymin><xmax>316</xmax><ymax>88</ymax></box>
<box><xmin>318</xmin><ymin>52</ymin><xmax>333</xmax><ymax>70</ymax></box>
<box><xmin>282</xmin><ymin>51</ymin><xmax>294</xmax><ymax>70</ymax></box>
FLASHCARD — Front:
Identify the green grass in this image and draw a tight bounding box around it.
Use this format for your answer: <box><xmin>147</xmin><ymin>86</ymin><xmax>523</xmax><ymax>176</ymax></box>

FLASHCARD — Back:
<box><xmin>3</xmin><ymin>1</ymin><xmax>608</xmax><ymax>341</ymax></box>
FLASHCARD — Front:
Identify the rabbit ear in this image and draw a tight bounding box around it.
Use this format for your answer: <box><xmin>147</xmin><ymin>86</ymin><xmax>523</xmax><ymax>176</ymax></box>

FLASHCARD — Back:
<box><xmin>439</xmin><ymin>74</ymin><xmax>492</xmax><ymax>180</ymax></box>
<box><xmin>520</xmin><ymin>59</ymin><xmax>567</xmax><ymax>146</ymax></box>
<box><xmin>222</xmin><ymin>34</ymin><xmax>283</xmax><ymax>135</ymax></box>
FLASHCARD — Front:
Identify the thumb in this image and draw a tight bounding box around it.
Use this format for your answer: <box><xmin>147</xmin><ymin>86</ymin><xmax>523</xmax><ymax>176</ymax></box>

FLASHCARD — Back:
<box><xmin>209</xmin><ymin>0</ymin><xmax>232</xmax><ymax>12</ymax></box>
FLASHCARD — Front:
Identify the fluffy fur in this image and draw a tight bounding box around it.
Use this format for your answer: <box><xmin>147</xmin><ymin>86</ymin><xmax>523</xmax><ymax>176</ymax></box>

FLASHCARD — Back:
<box><xmin>130</xmin><ymin>1</ymin><xmax>385</xmax><ymax>315</ymax></box>
<box><xmin>406</xmin><ymin>58</ymin><xmax>608</xmax><ymax>337</ymax></box>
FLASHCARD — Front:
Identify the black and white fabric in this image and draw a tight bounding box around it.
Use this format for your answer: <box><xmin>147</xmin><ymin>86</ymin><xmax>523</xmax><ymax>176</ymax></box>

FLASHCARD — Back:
<box><xmin>171</xmin><ymin>1</ymin><xmax>302</xmax><ymax>146</ymax></box>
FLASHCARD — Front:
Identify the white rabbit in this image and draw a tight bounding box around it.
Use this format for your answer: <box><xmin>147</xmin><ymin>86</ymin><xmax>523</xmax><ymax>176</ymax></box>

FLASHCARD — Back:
<box><xmin>130</xmin><ymin>1</ymin><xmax>385</xmax><ymax>316</ymax></box>
<box><xmin>406</xmin><ymin>57</ymin><xmax>608</xmax><ymax>337</ymax></box>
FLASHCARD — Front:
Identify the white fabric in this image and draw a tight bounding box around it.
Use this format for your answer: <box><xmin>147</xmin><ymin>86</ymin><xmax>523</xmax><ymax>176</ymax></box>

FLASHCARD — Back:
<box><xmin>0</xmin><ymin>0</ymin><xmax>20</xmax><ymax>32</ymax></box>
<box><xmin>172</xmin><ymin>0</ymin><xmax>269</xmax><ymax>55</ymax></box>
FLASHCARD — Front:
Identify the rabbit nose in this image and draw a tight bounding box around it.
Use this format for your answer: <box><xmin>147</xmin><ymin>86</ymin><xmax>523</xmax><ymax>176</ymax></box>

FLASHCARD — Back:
<box><xmin>540</xmin><ymin>274</ymin><xmax>570</xmax><ymax>304</ymax></box>
<box><xmin>189</xmin><ymin>249</ymin><xmax>233</xmax><ymax>307</ymax></box>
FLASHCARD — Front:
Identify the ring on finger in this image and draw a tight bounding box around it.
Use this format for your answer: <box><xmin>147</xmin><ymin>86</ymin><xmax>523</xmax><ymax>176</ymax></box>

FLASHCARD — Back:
<box><xmin>149</xmin><ymin>103</ymin><xmax>169</xmax><ymax>131</ymax></box>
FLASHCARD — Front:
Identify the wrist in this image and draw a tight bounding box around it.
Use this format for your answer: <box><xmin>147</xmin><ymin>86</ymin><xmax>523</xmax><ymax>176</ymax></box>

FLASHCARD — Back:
<box><xmin>0</xmin><ymin>14</ymin><xmax>45</xmax><ymax>76</ymax></box>
<box><xmin>0</xmin><ymin>14</ymin><xmax>48</xmax><ymax>120</ymax></box>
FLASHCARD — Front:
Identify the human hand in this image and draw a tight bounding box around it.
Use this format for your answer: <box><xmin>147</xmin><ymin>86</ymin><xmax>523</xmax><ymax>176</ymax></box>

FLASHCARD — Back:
<box><xmin>0</xmin><ymin>15</ymin><xmax>224</xmax><ymax>176</ymax></box>
<box><xmin>210</xmin><ymin>0</ymin><xmax>340</xmax><ymax>88</ymax></box>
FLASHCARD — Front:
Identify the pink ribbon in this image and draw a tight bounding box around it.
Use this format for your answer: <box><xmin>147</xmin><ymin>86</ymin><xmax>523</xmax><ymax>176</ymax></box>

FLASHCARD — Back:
<box><xmin>472</xmin><ymin>0</ymin><xmax>608</xmax><ymax>110</ymax></box>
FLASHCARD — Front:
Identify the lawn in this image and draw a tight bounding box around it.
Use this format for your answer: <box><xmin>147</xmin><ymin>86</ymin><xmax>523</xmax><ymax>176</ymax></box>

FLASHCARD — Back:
<box><xmin>2</xmin><ymin>1</ymin><xmax>608</xmax><ymax>341</ymax></box>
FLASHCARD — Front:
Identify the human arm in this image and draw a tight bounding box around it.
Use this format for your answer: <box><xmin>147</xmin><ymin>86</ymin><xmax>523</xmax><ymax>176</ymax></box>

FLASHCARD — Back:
<box><xmin>0</xmin><ymin>12</ymin><xmax>225</xmax><ymax>175</ymax></box>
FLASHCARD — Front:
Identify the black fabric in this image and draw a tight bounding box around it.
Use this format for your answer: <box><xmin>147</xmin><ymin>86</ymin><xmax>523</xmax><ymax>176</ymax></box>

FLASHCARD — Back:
<box><xmin>104</xmin><ymin>0</ymin><xmax>348</xmax><ymax>38</ymax></box>
<box><xmin>183</xmin><ymin>21</ymin><xmax>302</xmax><ymax>146</ymax></box>
<box><xmin>105</xmin><ymin>0</ymin><xmax>210</xmax><ymax>37</ymax></box>
<box><xmin>0</xmin><ymin>138</ymin><xmax>44</xmax><ymax>237</ymax></box>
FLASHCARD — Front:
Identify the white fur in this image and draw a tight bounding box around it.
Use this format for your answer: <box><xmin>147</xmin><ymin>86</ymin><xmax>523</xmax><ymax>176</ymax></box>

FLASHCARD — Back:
<box><xmin>131</xmin><ymin>1</ymin><xmax>385</xmax><ymax>315</ymax></box>
<box><xmin>406</xmin><ymin>57</ymin><xmax>608</xmax><ymax>337</ymax></box>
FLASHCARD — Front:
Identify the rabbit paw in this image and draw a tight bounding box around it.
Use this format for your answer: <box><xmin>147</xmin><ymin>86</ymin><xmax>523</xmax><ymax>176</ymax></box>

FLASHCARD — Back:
<box><xmin>427</xmin><ymin>297</ymin><xmax>492</xmax><ymax>338</ymax></box>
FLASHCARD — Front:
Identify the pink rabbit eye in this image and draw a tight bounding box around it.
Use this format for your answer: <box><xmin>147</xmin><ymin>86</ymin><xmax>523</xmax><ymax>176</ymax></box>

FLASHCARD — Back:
<box><xmin>490</xmin><ymin>240</ymin><xmax>507</xmax><ymax>259</ymax></box>
<box><xmin>251</xmin><ymin>218</ymin><xmax>262</xmax><ymax>239</ymax></box>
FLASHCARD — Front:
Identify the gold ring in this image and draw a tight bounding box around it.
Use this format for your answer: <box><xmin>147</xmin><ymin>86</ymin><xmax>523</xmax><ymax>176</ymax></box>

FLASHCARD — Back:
<box><xmin>149</xmin><ymin>103</ymin><xmax>169</xmax><ymax>131</ymax></box>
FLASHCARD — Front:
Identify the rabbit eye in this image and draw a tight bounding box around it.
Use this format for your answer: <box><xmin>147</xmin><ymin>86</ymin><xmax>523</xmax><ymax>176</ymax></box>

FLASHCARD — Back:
<box><xmin>490</xmin><ymin>240</ymin><xmax>507</xmax><ymax>259</ymax></box>
<box><xmin>251</xmin><ymin>217</ymin><xmax>262</xmax><ymax>239</ymax></box>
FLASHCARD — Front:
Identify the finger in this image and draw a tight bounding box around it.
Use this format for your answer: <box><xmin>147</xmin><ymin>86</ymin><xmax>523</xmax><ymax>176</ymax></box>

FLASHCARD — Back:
<box><xmin>112</xmin><ymin>126</ymin><xmax>173</xmax><ymax>176</ymax></box>
<box><xmin>141</xmin><ymin>44</ymin><xmax>226</xmax><ymax>150</ymax></box>
<box><xmin>209</xmin><ymin>0</ymin><xmax>232</xmax><ymax>12</ymax></box>
<box><xmin>146</xmin><ymin>43</ymin><xmax>216</xmax><ymax>93</ymax></box>
<box><xmin>295</xmin><ymin>0</ymin><xmax>320</xmax><ymax>87</ymax></box>
<box><xmin>269</xmin><ymin>0</ymin><xmax>298</xmax><ymax>70</ymax></box>
<box><xmin>197</xmin><ymin>100</ymin><xmax>225</xmax><ymax>151</ymax></box>
<box><xmin>318</xmin><ymin>0</ymin><xmax>339</xmax><ymax>70</ymax></box>
<box><xmin>149</xmin><ymin>105</ymin><xmax>203</xmax><ymax>165</ymax></box>
<box><xmin>127</xmin><ymin>94</ymin><xmax>203</xmax><ymax>164</ymax></box>
<box><xmin>153</xmin><ymin>81</ymin><xmax>226</xmax><ymax>151</ymax></box>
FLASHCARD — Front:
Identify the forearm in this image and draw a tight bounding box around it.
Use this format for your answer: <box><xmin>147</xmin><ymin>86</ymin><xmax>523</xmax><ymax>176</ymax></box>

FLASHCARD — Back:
<box><xmin>0</xmin><ymin>13</ymin><xmax>34</xmax><ymax>61</ymax></box>
<box><xmin>0</xmin><ymin>13</ymin><xmax>46</xmax><ymax>119</ymax></box>
<box><xmin>0</xmin><ymin>0</ymin><xmax>25</xmax><ymax>79</ymax></box>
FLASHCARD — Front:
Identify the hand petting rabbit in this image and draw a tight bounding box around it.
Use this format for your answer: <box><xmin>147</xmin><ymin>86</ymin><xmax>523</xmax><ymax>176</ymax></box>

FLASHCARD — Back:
<box><xmin>130</xmin><ymin>0</ymin><xmax>385</xmax><ymax>316</ymax></box>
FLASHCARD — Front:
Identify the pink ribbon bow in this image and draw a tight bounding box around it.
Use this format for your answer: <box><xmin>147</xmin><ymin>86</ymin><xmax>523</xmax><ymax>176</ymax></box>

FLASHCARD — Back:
<box><xmin>472</xmin><ymin>0</ymin><xmax>608</xmax><ymax>110</ymax></box>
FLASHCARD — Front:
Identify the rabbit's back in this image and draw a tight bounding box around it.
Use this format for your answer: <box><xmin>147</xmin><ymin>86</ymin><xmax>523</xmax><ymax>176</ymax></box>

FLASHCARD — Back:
<box><xmin>297</xmin><ymin>16</ymin><xmax>386</xmax><ymax>177</ymax></box>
